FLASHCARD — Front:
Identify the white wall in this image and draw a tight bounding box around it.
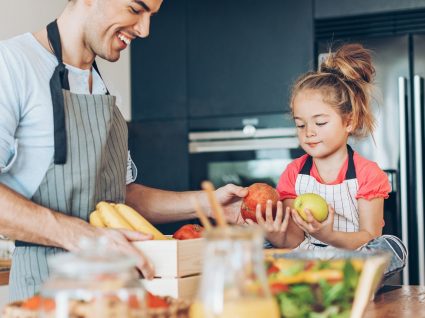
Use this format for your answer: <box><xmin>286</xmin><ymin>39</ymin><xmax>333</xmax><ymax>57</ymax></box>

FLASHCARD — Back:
<box><xmin>0</xmin><ymin>0</ymin><xmax>132</xmax><ymax>121</ymax></box>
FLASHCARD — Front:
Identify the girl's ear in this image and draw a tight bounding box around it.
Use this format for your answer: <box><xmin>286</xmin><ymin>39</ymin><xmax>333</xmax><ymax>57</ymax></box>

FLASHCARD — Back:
<box><xmin>345</xmin><ymin>116</ymin><xmax>354</xmax><ymax>133</ymax></box>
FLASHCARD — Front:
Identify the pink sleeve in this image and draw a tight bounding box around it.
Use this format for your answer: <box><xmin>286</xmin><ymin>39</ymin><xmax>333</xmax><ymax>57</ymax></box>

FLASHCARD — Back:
<box><xmin>355</xmin><ymin>156</ymin><xmax>390</xmax><ymax>200</ymax></box>
<box><xmin>276</xmin><ymin>158</ymin><xmax>304</xmax><ymax>200</ymax></box>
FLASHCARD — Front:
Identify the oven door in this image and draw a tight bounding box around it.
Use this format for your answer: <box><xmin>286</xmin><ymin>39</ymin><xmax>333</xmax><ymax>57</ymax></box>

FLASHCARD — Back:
<box><xmin>189</xmin><ymin>128</ymin><xmax>304</xmax><ymax>189</ymax></box>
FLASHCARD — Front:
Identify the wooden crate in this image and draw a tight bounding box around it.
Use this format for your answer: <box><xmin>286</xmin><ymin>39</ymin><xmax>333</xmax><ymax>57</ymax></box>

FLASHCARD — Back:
<box><xmin>141</xmin><ymin>275</ymin><xmax>201</xmax><ymax>301</ymax></box>
<box><xmin>133</xmin><ymin>237</ymin><xmax>205</xmax><ymax>278</ymax></box>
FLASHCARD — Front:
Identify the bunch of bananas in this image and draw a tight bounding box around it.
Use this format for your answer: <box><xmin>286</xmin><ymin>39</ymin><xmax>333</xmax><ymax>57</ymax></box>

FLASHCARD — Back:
<box><xmin>89</xmin><ymin>202</ymin><xmax>167</xmax><ymax>240</ymax></box>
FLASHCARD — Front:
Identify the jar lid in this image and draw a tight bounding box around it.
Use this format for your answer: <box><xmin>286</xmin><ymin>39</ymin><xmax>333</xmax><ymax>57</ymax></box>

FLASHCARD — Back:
<box><xmin>48</xmin><ymin>237</ymin><xmax>138</xmax><ymax>276</ymax></box>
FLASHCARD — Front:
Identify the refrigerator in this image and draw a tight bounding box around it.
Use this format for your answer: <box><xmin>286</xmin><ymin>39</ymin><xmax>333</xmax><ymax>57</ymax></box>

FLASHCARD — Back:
<box><xmin>317</xmin><ymin>35</ymin><xmax>425</xmax><ymax>285</ymax></box>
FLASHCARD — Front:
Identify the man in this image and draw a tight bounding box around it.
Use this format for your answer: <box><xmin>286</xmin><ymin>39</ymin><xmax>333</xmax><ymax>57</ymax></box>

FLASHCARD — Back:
<box><xmin>0</xmin><ymin>0</ymin><xmax>246</xmax><ymax>301</ymax></box>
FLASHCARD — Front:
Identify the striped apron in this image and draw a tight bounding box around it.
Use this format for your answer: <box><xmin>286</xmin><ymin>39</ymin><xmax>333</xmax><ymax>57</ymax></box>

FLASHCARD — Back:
<box><xmin>9</xmin><ymin>20</ymin><xmax>128</xmax><ymax>301</ymax></box>
<box><xmin>294</xmin><ymin>146</ymin><xmax>359</xmax><ymax>250</ymax></box>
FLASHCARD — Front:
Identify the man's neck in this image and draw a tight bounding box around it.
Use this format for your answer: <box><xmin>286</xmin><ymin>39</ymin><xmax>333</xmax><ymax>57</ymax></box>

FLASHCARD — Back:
<box><xmin>33</xmin><ymin>4</ymin><xmax>95</xmax><ymax>70</ymax></box>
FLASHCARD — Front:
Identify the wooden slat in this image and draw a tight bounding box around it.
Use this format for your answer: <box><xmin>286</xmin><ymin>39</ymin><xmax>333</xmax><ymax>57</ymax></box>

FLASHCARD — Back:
<box><xmin>0</xmin><ymin>271</ymin><xmax>9</xmax><ymax>286</ymax></box>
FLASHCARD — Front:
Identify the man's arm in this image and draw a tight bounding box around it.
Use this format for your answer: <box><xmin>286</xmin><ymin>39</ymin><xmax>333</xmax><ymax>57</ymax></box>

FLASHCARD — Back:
<box><xmin>125</xmin><ymin>183</ymin><xmax>248</xmax><ymax>224</ymax></box>
<box><xmin>0</xmin><ymin>183</ymin><xmax>155</xmax><ymax>278</ymax></box>
<box><xmin>0</xmin><ymin>183</ymin><xmax>96</xmax><ymax>250</ymax></box>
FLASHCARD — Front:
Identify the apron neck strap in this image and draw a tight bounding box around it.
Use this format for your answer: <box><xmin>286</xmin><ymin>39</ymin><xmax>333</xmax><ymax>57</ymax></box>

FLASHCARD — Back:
<box><xmin>47</xmin><ymin>20</ymin><xmax>70</xmax><ymax>91</ymax></box>
<box><xmin>299</xmin><ymin>145</ymin><xmax>357</xmax><ymax>180</ymax></box>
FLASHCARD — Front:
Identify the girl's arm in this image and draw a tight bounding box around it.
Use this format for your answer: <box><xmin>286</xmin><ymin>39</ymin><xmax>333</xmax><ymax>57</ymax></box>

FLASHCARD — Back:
<box><xmin>291</xmin><ymin>197</ymin><xmax>384</xmax><ymax>250</ymax></box>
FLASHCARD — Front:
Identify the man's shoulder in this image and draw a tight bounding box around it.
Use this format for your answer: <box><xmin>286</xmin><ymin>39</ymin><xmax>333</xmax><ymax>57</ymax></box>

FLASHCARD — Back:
<box><xmin>0</xmin><ymin>33</ymin><xmax>32</xmax><ymax>54</ymax></box>
<box><xmin>0</xmin><ymin>33</ymin><xmax>50</xmax><ymax>66</ymax></box>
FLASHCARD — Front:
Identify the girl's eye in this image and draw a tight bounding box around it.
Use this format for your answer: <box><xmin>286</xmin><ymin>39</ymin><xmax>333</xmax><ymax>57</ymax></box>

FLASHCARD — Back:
<box><xmin>130</xmin><ymin>7</ymin><xmax>141</xmax><ymax>14</ymax></box>
<box><xmin>316</xmin><ymin>122</ymin><xmax>328</xmax><ymax>126</ymax></box>
<box><xmin>296</xmin><ymin>124</ymin><xmax>305</xmax><ymax>129</ymax></box>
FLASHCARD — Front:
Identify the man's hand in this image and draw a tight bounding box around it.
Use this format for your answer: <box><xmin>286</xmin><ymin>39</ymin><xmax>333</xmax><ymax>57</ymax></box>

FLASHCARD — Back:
<box><xmin>94</xmin><ymin>228</ymin><xmax>155</xmax><ymax>279</ymax></box>
<box><xmin>214</xmin><ymin>184</ymin><xmax>248</xmax><ymax>224</ymax></box>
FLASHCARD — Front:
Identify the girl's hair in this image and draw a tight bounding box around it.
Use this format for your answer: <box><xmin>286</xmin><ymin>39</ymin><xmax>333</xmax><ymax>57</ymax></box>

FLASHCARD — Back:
<box><xmin>290</xmin><ymin>43</ymin><xmax>376</xmax><ymax>138</ymax></box>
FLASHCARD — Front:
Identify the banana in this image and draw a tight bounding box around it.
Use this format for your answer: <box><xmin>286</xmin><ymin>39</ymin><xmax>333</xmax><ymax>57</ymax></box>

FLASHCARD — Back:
<box><xmin>114</xmin><ymin>203</ymin><xmax>167</xmax><ymax>240</ymax></box>
<box><xmin>96</xmin><ymin>201</ymin><xmax>134</xmax><ymax>230</ymax></box>
<box><xmin>89</xmin><ymin>210</ymin><xmax>106</xmax><ymax>228</ymax></box>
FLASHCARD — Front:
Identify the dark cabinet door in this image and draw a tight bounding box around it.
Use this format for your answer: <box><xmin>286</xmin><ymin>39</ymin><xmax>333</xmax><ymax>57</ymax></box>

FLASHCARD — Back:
<box><xmin>187</xmin><ymin>0</ymin><xmax>313</xmax><ymax>117</ymax></box>
<box><xmin>128</xmin><ymin>119</ymin><xmax>189</xmax><ymax>191</ymax></box>
<box><xmin>131</xmin><ymin>0</ymin><xmax>187</xmax><ymax>121</ymax></box>
<box><xmin>314</xmin><ymin>0</ymin><xmax>425</xmax><ymax>19</ymax></box>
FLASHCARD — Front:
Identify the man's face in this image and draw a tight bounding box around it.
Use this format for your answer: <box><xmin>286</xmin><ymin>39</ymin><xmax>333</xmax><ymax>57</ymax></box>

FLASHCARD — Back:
<box><xmin>84</xmin><ymin>0</ymin><xmax>163</xmax><ymax>62</ymax></box>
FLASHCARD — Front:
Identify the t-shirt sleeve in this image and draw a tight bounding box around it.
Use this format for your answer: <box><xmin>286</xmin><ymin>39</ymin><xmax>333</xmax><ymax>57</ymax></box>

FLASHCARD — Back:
<box><xmin>355</xmin><ymin>156</ymin><xmax>390</xmax><ymax>200</ymax></box>
<box><xmin>276</xmin><ymin>159</ymin><xmax>302</xmax><ymax>200</ymax></box>
<box><xmin>0</xmin><ymin>45</ymin><xmax>20</xmax><ymax>174</ymax></box>
<box><xmin>126</xmin><ymin>151</ymin><xmax>138</xmax><ymax>185</ymax></box>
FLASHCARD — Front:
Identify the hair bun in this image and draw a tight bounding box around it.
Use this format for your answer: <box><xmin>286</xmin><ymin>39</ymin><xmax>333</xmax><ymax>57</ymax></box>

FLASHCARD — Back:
<box><xmin>321</xmin><ymin>44</ymin><xmax>375</xmax><ymax>84</ymax></box>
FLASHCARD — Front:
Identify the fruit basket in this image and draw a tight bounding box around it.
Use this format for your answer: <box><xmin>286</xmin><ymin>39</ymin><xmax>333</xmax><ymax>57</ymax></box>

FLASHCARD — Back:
<box><xmin>266</xmin><ymin>249</ymin><xmax>391</xmax><ymax>318</ymax></box>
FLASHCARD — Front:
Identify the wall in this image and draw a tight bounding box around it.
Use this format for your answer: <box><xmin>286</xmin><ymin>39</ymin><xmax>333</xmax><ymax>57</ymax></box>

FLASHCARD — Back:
<box><xmin>0</xmin><ymin>0</ymin><xmax>132</xmax><ymax>120</ymax></box>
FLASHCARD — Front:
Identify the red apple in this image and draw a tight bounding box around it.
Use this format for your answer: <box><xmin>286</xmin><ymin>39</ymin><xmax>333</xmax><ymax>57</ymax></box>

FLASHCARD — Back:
<box><xmin>241</xmin><ymin>183</ymin><xmax>280</xmax><ymax>222</ymax></box>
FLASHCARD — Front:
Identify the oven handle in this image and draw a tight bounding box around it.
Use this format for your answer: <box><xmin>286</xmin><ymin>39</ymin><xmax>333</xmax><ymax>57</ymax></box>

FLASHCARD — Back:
<box><xmin>189</xmin><ymin>127</ymin><xmax>296</xmax><ymax>141</ymax></box>
<box><xmin>189</xmin><ymin>137</ymin><xmax>299</xmax><ymax>153</ymax></box>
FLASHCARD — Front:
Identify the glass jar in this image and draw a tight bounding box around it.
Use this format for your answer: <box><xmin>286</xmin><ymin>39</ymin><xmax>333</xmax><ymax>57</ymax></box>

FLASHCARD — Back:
<box><xmin>39</xmin><ymin>237</ymin><xmax>147</xmax><ymax>318</ymax></box>
<box><xmin>189</xmin><ymin>226</ymin><xmax>279</xmax><ymax>318</ymax></box>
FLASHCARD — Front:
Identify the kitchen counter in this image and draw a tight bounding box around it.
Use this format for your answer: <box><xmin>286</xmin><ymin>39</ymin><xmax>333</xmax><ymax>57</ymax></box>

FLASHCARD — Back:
<box><xmin>364</xmin><ymin>285</ymin><xmax>425</xmax><ymax>317</ymax></box>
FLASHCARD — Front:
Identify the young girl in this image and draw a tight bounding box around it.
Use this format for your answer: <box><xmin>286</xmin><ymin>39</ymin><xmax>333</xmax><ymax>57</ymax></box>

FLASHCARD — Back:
<box><xmin>248</xmin><ymin>44</ymin><xmax>406</xmax><ymax>276</ymax></box>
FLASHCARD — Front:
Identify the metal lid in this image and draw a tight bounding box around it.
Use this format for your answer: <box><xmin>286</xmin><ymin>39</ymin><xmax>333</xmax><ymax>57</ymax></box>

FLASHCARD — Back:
<box><xmin>48</xmin><ymin>236</ymin><xmax>137</xmax><ymax>277</ymax></box>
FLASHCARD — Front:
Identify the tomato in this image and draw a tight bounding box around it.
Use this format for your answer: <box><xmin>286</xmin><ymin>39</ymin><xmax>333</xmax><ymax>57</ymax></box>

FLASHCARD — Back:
<box><xmin>22</xmin><ymin>295</ymin><xmax>55</xmax><ymax>311</ymax></box>
<box><xmin>172</xmin><ymin>224</ymin><xmax>204</xmax><ymax>240</ymax></box>
<box><xmin>269</xmin><ymin>283</ymin><xmax>289</xmax><ymax>295</ymax></box>
<box><xmin>146</xmin><ymin>292</ymin><xmax>169</xmax><ymax>308</ymax></box>
<box><xmin>267</xmin><ymin>264</ymin><xmax>280</xmax><ymax>275</ymax></box>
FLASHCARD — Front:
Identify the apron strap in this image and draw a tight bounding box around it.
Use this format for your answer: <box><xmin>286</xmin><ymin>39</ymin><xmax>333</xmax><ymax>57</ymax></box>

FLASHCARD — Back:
<box><xmin>345</xmin><ymin>145</ymin><xmax>356</xmax><ymax>180</ymax></box>
<box><xmin>47</xmin><ymin>20</ymin><xmax>69</xmax><ymax>164</ymax></box>
<box><xmin>299</xmin><ymin>145</ymin><xmax>357</xmax><ymax>180</ymax></box>
<box><xmin>92</xmin><ymin>61</ymin><xmax>110</xmax><ymax>95</ymax></box>
<box><xmin>299</xmin><ymin>156</ymin><xmax>313</xmax><ymax>175</ymax></box>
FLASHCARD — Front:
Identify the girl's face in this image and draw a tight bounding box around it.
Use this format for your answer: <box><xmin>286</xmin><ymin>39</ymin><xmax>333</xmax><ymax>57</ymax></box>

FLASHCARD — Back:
<box><xmin>292</xmin><ymin>89</ymin><xmax>352</xmax><ymax>159</ymax></box>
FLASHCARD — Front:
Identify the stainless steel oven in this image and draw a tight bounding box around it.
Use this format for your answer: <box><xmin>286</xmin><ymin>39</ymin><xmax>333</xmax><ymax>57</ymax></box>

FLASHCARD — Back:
<box><xmin>188</xmin><ymin>113</ymin><xmax>304</xmax><ymax>189</ymax></box>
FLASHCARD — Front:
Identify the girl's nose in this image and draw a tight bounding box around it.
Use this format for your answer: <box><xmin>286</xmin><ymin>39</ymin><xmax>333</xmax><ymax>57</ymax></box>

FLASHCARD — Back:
<box><xmin>306</xmin><ymin>124</ymin><xmax>317</xmax><ymax>137</ymax></box>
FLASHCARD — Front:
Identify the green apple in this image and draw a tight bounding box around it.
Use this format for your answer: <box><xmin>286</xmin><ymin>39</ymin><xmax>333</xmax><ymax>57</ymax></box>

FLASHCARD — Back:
<box><xmin>293</xmin><ymin>193</ymin><xmax>328</xmax><ymax>222</ymax></box>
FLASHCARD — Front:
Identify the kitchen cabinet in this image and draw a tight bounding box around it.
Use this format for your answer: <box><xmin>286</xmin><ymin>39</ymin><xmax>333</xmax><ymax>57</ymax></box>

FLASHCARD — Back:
<box><xmin>128</xmin><ymin>119</ymin><xmax>189</xmax><ymax>191</ymax></box>
<box><xmin>128</xmin><ymin>119</ymin><xmax>200</xmax><ymax>234</ymax></box>
<box><xmin>131</xmin><ymin>0</ymin><xmax>187</xmax><ymax>121</ymax></box>
<box><xmin>314</xmin><ymin>0</ymin><xmax>425</xmax><ymax>19</ymax></box>
<box><xmin>131</xmin><ymin>0</ymin><xmax>313</xmax><ymax>119</ymax></box>
<box><xmin>187</xmin><ymin>0</ymin><xmax>313</xmax><ymax>117</ymax></box>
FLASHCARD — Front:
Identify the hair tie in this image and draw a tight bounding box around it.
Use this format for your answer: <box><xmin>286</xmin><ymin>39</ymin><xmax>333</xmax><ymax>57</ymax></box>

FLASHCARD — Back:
<box><xmin>321</xmin><ymin>66</ymin><xmax>345</xmax><ymax>78</ymax></box>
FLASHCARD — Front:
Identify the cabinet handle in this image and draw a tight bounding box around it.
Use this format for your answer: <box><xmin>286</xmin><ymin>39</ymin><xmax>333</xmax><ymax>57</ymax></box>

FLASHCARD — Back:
<box><xmin>414</xmin><ymin>75</ymin><xmax>425</xmax><ymax>285</ymax></box>
<box><xmin>398</xmin><ymin>76</ymin><xmax>410</xmax><ymax>284</ymax></box>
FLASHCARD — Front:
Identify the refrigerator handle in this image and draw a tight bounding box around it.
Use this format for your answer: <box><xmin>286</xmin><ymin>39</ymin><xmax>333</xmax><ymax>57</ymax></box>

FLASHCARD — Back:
<box><xmin>414</xmin><ymin>75</ymin><xmax>425</xmax><ymax>285</ymax></box>
<box><xmin>398</xmin><ymin>77</ymin><xmax>410</xmax><ymax>285</ymax></box>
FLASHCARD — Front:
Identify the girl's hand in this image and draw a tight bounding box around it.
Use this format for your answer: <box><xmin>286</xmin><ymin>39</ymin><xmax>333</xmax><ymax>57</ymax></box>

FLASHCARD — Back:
<box><xmin>291</xmin><ymin>204</ymin><xmax>335</xmax><ymax>243</ymax></box>
<box><xmin>246</xmin><ymin>200</ymin><xmax>290</xmax><ymax>248</ymax></box>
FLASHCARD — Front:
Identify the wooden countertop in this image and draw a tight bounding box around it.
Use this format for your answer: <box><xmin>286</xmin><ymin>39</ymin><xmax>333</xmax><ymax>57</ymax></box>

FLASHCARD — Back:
<box><xmin>364</xmin><ymin>285</ymin><xmax>425</xmax><ymax>317</ymax></box>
